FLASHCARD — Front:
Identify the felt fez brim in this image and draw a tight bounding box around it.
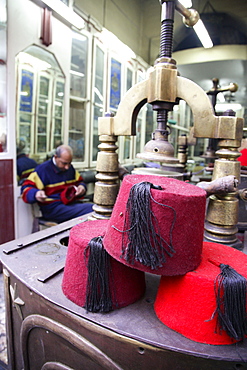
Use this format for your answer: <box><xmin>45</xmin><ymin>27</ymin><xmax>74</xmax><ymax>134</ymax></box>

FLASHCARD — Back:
<box><xmin>60</xmin><ymin>185</ymin><xmax>77</xmax><ymax>204</ymax></box>
<box><xmin>62</xmin><ymin>219</ymin><xmax>146</xmax><ymax>312</ymax></box>
<box><xmin>103</xmin><ymin>174</ymin><xmax>206</xmax><ymax>275</ymax></box>
<box><xmin>154</xmin><ymin>241</ymin><xmax>247</xmax><ymax>345</ymax></box>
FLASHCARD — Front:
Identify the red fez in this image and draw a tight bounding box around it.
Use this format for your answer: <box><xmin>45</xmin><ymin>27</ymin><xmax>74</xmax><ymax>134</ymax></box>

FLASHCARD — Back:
<box><xmin>103</xmin><ymin>174</ymin><xmax>206</xmax><ymax>275</ymax></box>
<box><xmin>60</xmin><ymin>185</ymin><xmax>77</xmax><ymax>204</ymax></box>
<box><xmin>62</xmin><ymin>220</ymin><xmax>146</xmax><ymax>312</ymax></box>
<box><xmin>154</xmin><ymin>241</ymin><xmax>247</xmax><ymax>345</ymax></box>
<box><xmin>238</xmin><ymin>148</ymin><xmax>247</xmax><ymax>166</ymax></box>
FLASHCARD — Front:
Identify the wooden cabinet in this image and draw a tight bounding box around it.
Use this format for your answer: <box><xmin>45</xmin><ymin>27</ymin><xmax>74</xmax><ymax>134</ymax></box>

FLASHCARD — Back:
<box><xmin>16</xmin><ymin>46</ymin><xmax>65</xmax><ymax>162</ymax></box>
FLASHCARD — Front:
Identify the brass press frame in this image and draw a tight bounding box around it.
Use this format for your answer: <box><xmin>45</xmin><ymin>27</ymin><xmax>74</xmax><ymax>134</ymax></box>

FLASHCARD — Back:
<box><xmin>91</xmin><ymin>1</ymin><xmax>244</xmax><ymax>248</ymax></box>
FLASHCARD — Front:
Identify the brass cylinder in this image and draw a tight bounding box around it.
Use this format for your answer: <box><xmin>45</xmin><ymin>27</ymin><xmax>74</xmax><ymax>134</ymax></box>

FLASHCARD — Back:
<box><xmin>206</xmin><ymin>195</ymin><xmax>239</xmax><ymax>226</ymax></box>
<box><xmin>93</xmin><ymin>182</ymin><xmax>119</xmax><ymax>206</ymax></box>
<box><xmin>212</xmin><ymin>159</ymin><xmax>241</xmax><ymax>181</ymax></box>
<box><xmin>204</xmin><ymin>135</ymin><xmax>242</xmax><ymax>248</ymax></box>
<box><xmin>96</xmin><ymin>152</ymin><xmax>119</xmax><ymax>172</ymax></box>
<box><xmin>91</xmin><ymin>134</ymin><xmax>120</xmax><ymax>220</ymax></box>
<box><xmin>204</xmin><ymin>221</ymin><xmax>239</xmax><ymax>245</ymax></box>
<box><xmin>89</xmin><ymin>204</ymin><xmax>116</xmax><ymax>220</ymax></box>
<box><xmin>96</xmin><ymin>135</ymin><xmax>119</xmax><ymax>173</ymax></box>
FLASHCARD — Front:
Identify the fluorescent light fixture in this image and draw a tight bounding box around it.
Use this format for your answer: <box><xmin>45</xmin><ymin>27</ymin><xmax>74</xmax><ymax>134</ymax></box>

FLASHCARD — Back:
<box><xmin>70</xmin><ymin>70</ymin><xmax>85</xmax><ymax>77</ymax></box>
<box><xmin>215</xmin><ymin>103</ymin><xmax>242</xmax><ymax>112</ymax></box>
<box><xmin>41</xmin><ymin>0</ymin><xmax>84</xmax><ymax>30</ymax></box>
<box><xmin>179</xmin><ymin>0</ymin><xmax>192</xmax><ymax>8</ymax></box>
<box><xmin>100</xmin><ymin>28</ymin><xmax>136</xmax><ymax>61</ymax></box>
<box><xmin>180</xmin><ymin>3</ymin><xmax>213</xmax><ymax>49</ymax></box>
<box><xmin>217</xmin><ymin>92</ymin><xmax>225</xmax><ymax>103</ymax></box>
<box><xmin>194</xmin><ymin>19</ymin><xmax>213</xmax><ymax>48</ymax></box>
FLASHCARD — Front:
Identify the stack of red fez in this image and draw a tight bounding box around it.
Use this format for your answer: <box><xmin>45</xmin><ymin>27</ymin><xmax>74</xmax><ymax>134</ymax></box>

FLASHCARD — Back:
<box><xmin>62</xmin><ymin>174</ymin><xmax>247</xmax><ymax>345</ymax></box>
<box><xmin>62</xmin><ymin>219</ymin><xmax>146</xmax><ymax>311</ymax></box>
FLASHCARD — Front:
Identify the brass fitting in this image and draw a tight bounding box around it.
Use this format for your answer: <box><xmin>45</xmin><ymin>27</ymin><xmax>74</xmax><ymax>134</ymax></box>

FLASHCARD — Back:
<box><xmin>147</xmin><ymin>58</ymin><xmax>178</xmax><ymax>103</ymax></box>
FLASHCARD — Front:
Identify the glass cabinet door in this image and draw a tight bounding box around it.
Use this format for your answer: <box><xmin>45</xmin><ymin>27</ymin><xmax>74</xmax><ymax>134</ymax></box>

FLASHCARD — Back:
<box><xmin>126</xmin><ymin>67</ymin><xmax>133</xmax><ymax>91</ymax></box>
<box><xmin>16</xmin><ymin>45</ymin><xmax>65</xmax><ymax>162</ymax></box>
<box><xmin>122</xmin><ymin>65</ymin><xmax>134</xmax><ymax>162</ymax></box>
<box><xmin>69</xmin><ymin>99</ymin><xmax>86</xmax><ymax>161</ymax></box>
<box><xmin>91</xmin><ymin>43</ymin><xmax>105</xmax><ymax>163</ymax></box>
<box><xmin>94</xmin><ymin>45</ymin><xmax>104</xmax><ymax>106</ymax></box>
<box><xmin>69</xmin><ymin>31</ymin><xmax>89</xmax><ymax>163</ymax></box>
<box><xmin>52</xmin><ymin>79</ymin><xmax>64</xmax><ymax>149</ymax></box>
<box><xmin>70</xmin><ymin>32</ymin><xmax>88</xmax><ymax>99</ymax></box>
<box><xmin>18</xmin><ymin>113</ymin><xmax>32</xmax><ymax>153</ymax></box>
<box><xmin>92</xmin><ymin>104</ymin><xmax>103</xmax><ymax>162</ymax></box>
<box><xmin>109</xmin><ymin>57</ymin><xmax>121</xmax><ymax>111</ymax></box>
<box><xmin>17</xmin><ymin>67</ymin><xmax>35</xmax><ymax>154</ymax></box>
<box><xmin>36</xmin><ymin>73</ymin><xmax>51</xmax><ymax>153</ymax></box>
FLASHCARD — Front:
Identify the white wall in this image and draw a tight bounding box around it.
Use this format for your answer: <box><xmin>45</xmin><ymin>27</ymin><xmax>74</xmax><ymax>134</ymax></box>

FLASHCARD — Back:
<box><xmin>7</xmin><ymin>0</ymin><xmax>74</xmax><ymax>238</ymax></box>
<box><xmin>75</xmin><ymin>0</ymin><xmax>150</xmax><ymax>62</ymax></box>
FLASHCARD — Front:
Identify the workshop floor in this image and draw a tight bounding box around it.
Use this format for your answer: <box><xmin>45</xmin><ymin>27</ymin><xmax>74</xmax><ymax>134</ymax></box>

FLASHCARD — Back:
<box><xmin>0</xmin><ymin>232</ymin><xmax>246</xmax><ymax>369</ymax></box>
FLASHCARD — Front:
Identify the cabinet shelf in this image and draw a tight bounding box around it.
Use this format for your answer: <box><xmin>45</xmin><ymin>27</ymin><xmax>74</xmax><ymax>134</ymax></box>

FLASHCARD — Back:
<box><xmin>69</xmin><ymin>130</ymin><xmax>83</xmax><ymax>134</ymax></box>
<box><xmin>70</xmin><ymin>96</ymin><xmax>87</xmax><ymax>103</ymax></box>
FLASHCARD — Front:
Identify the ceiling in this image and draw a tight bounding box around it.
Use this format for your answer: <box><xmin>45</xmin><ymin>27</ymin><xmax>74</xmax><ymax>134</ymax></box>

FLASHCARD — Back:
<box><xmin>177</xmin><ymin>59</ymin><xmax>247</xmax><ymax>110</ymax></box>
<box><xmin>173</xmin><ymin>0</ymin><xmax>247</xmax><ymax>52</ymax></box>
<box><xmin>143</xmin><ymin>0</ymin><xmax>247</xmax><ymax>111</ymax></box>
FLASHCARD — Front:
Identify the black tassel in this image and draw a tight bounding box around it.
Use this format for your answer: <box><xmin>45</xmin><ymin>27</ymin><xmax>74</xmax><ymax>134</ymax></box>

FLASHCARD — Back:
<box><xmin>214</xmin><ymin>263</ymin><xmax>247</xmax><ymax>341</ymax></box>
<box><xmin>84</xmin><ymin>236</ymin><xmax>113</xmax><ymax>313</ymax></box>
<box><xmin>113</xmin><ymin>181</ymin><xmax>176</xmax><ymax>270</ymax></box>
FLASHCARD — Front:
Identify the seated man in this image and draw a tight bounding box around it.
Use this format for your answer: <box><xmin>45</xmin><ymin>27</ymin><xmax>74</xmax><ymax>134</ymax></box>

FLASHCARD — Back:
<box><xmin>16</xmin><ymin>140</ymin><xmax>38</xmax><ymax>184</ymax></box>
<box><xmin>17</xmin><ymin>152</ymin><xmax>38</xmax><ymax>184</ymax></box>
<box><xmin>21</xmin><ymin>145</ymin><xmax>93</xmax><ymax>223</ymax></box>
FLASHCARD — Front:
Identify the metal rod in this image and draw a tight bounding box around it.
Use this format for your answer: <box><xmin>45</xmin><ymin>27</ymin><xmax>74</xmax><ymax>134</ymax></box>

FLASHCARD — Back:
<box><xmin>174</xmin><ymin>0</ymin><xmax>191</xmax><ymax>18</ymax></box>
<box><xmin>160</xmin><ymin>1</ymin><xmax>175</xmax><ymax>58</ymax></box>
